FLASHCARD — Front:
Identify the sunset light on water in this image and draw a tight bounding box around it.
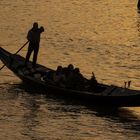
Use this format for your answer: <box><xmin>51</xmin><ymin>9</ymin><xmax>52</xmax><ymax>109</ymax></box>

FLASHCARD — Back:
<box><xmin>1</xmin><ymin>1</ymin><xmax>140</xmax><ymax>140</ymax></box>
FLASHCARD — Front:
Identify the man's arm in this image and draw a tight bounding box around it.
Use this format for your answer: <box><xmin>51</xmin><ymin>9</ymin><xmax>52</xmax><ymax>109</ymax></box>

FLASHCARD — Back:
<box><xmin>40</xmin><ymin>26</ymin><xmax>44</xmax><ymax>33</ymax></box>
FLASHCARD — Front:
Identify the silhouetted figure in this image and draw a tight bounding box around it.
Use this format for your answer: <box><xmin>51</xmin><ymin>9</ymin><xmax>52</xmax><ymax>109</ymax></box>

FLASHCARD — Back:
<box><xmin>25</xmin><ymin>22</ymin><xmax>44</xmax><ymax>67</ymax></box>
<box><xmin>66</xmin><ymin>68</ymin><xmax>86</xmax><ymax>90</ymax></box>
<box><xmin>138</xmin><ymin>0</ymin><xmax>140</xmax><ymax>10</ymax></box>
<box><xmin>53</xmin><ymin>66</ymin><xmax>66</xmax><ymax>87</ymax></box>
<box><xmin>62</xmin><ymin>64</ymin><xmax>74</xmax><ymax>77</ymax></box>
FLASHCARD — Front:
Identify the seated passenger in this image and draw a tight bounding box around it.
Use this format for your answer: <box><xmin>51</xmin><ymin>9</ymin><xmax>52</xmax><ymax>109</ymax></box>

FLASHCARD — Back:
<box><xmin>53</xmin><ymin>65</ymin><xmax>66</xmax><ymax>87</ymax></box>
<box><xmin>62</xmin><ymin>64</ymin><xmax>74</xmax><ymax>77</ymax></box>
<box><xmin>66</xmin><ymin>67</ymin><xmax>86</xmax><ymax>90</ymax></box>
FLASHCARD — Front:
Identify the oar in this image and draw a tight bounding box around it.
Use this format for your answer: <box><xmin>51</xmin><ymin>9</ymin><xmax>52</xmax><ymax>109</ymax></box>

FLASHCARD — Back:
<box><xmin>0</xmin><ymin>41</ymin><xmax>29</xmax><ymax>70</ymax></box>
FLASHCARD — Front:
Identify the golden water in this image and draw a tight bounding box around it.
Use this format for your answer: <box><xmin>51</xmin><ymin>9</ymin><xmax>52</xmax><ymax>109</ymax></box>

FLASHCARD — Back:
<box><xmin>1</xmin><ymin>0</ymin><xmax>140</xmax><ymax>139</ymax></box>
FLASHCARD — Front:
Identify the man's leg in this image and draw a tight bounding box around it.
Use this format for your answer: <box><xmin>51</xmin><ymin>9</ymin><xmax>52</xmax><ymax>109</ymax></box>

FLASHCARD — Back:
<box><xmin>25</xmin><ymin>43</ymin><xmax>33</xmax><ymax>65</ymax></box>
<box><xmin>32</xmin><ymin>43</ymin><xmax>39</xmax><ymax>67</ymax></box>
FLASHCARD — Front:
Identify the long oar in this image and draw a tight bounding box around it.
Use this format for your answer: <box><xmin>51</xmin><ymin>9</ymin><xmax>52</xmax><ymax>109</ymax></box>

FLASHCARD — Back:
<box><xmin>0</xmin><ymin>41</ymin><xmax>29</xmax><ymax>70</ymax></box>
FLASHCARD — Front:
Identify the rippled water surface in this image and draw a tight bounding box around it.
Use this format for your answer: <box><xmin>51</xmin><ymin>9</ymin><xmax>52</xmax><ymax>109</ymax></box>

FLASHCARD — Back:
<box><xmin>1</xmin><ymin>0</ymin><xmax>140</xmax><ymax>139</ymax></box>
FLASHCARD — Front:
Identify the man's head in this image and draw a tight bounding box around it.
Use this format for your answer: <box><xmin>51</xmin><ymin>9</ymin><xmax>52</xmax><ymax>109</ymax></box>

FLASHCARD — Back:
<box><xmin>33</xmin><ymin>22</ymin><xmax>38</xmax><ymax>29</ymax></box>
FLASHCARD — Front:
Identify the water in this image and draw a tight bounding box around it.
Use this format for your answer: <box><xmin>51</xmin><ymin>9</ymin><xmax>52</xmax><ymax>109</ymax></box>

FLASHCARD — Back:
<box><xmin>1</xmin><ymin>0</ymin><xmax>140</xmax><ymax>139</ymax></box>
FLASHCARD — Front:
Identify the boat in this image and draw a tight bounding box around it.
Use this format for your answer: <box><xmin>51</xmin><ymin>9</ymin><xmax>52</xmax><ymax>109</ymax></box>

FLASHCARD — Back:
<box><xmin>1</xmin><ymin>46</ymin><xmax>140</xmax><ymax>107</ymax></box>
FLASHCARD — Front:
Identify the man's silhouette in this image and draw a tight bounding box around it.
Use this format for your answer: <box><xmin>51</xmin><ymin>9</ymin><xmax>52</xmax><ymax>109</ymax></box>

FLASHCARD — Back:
<box><xmin>25</xmin><ymin>22</ymin><xmax>44</xmax><ymax>67</ymax></box>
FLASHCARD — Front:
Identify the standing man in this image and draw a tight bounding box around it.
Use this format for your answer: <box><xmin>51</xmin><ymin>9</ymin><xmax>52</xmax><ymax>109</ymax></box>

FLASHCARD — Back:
<box><xmin>25</xmin><ymin>22</ymin><xmax>44</xmax><ymax>67</ymax></box>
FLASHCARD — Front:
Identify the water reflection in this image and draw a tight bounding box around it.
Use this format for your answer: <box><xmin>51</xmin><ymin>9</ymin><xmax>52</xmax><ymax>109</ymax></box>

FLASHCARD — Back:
<box><xmin>21</xmin><ymin>96</ymin><xmax>41</xmax><ymax>140</ymax></box>
<box><xmin>88</xmin><ymin>106</ymin><xmax>140</xmax><ymax>132</ymax></box>
<box><xmin>2</xmin><ymin>84</ymin><xmax>44</xmax><ymax>140</ymax></box>
<box><xmin>1</xmin><ymin>83</ymin><xmax>140</xmax><ymax>139</ymax></box>
<box><xmin>11</xmin><ymin>83</ymin><xmax>140</xmax><ymax>135</ymax></box>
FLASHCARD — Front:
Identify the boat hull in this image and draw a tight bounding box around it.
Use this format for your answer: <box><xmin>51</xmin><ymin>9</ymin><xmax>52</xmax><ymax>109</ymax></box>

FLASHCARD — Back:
<box><xmin>1</xmin><ymin>47</ymin><xmax>140</xmax><ymax>107</ymax></box>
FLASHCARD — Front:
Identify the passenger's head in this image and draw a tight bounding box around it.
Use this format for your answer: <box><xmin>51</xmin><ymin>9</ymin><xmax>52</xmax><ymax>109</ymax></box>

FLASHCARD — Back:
<box><xmin>33</xmin><ymin>22</ymin><xmax>38</xmax><ymax>29</ymax></box>
<box><xmin>56</xmin><ymin>65</ymin><xmax>63</xmax><ymax>73</ymax></box>
<box><xmin>68</xmin><ymin>64</ymin><xmax>74</xmax><ymax>70</ymax></box>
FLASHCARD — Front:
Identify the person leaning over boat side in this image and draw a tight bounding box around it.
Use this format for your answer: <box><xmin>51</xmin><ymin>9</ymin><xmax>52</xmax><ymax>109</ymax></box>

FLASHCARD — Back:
<box><xmin>25</xmin><ymin>22</ymin><xmax>44</xmax><ymax>67</ymax></box>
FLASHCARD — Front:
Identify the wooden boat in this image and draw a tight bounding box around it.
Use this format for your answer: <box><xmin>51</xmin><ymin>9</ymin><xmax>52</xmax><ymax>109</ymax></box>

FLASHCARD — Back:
<box><xmin>1</xmin><ymin>46</ymin><xmax>140</xmax><ymax>107</ymax></box>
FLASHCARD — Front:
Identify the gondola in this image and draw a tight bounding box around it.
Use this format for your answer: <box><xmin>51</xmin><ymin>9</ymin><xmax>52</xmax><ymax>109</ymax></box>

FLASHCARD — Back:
<box><xmin>1</xmin><ymin>46</ymin><xmax>140</xmax><ymax>107</ymax></box>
